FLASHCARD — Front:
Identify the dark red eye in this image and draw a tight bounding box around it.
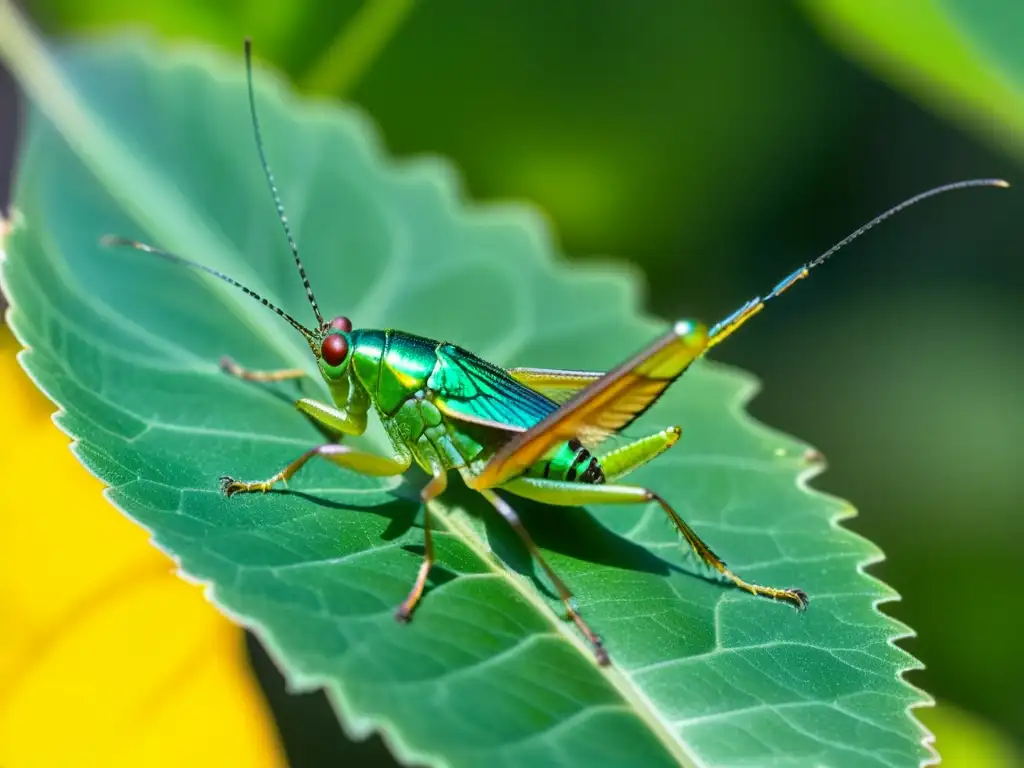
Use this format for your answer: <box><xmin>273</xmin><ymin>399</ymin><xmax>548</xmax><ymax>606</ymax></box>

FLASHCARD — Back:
<box><xmin>321</xmin><ymin>333</ymin><xmax>349</xmax><ymax>367</ymax></box>
<box><xmin>330</xmin><ymin>316</ymin><xmax>352</xmax><ymax>332</ymax></box>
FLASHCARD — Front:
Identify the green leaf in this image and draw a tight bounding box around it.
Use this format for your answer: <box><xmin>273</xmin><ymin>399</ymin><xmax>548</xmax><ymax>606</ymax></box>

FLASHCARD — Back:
<box><xmin>801</xmin><ymin>0</ymin><xmax>1024</xmax><ymax>159</ymax></box>
<box><xmin>0</xmin><ymin>24</ymin><xmax>932</xmax><ymax>768</ymax></box>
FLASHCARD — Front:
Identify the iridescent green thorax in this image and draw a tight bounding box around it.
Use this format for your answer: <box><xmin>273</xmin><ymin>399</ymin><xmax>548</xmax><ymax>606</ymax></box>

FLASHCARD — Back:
<box><xmin>336</xmin><ymin>329</ymin><xmax>607</xmax><ymax>483</ymax></box>
<box><xmin>347</xmin><ymin>329</ymin><xmax>557</xmax><ymax>425</ymax></box>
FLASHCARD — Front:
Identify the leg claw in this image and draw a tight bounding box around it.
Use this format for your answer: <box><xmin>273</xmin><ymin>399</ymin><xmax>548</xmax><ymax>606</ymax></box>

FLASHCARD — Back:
<box><xmin>219</xmin><ymin>475</ymin><xmax>241</xmax><ymax>496</ymax></box>
<box><xmin>219</xmin><ymin>475</ymin><xmax>269</xmax><ymax>496</ymax></box>
<box><xmin>789</xmin><ymin>588</ymin><xmax>809</xmax><ymax>611</ymax></box>
<box><xmin>394</xmin><ymin>605</ymin><xmax>412</xmax><ymax>624</ymax></box>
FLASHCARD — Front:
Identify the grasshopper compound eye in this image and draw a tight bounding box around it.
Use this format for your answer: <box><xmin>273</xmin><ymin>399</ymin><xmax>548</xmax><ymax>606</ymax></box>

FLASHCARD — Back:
<box><xmin>330</xmin><ymin>316</ymin><xmax>353</xmax><ymax>332</ymax></box>
<box><xmin>321</xmin><ymin>333</ymin><xmax>349</xmax><ymax>367</ymax></box>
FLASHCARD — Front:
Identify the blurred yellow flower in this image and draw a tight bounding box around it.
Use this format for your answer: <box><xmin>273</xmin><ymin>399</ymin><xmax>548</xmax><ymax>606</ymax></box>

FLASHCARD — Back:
<box><xmin>0</xmin><ymin>325</ymin><xmax>285</xmax><ymax>768</ymax></box>
<box><xmin>917</xmin><ymin>701</ymin><xmax>1022</xmax><ymax>768</ymax></box>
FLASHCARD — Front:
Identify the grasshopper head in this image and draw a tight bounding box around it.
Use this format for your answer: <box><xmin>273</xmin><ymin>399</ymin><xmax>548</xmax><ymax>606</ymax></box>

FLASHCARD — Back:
<box><xmin>316</xmin><ymin>315</ymin><xmax>354</xmax><ymax>380</ymax></box>
<box><xmin>101</xmin><ymin>40</ymin><xmax>364</xmax><ymax>391</ymax></box>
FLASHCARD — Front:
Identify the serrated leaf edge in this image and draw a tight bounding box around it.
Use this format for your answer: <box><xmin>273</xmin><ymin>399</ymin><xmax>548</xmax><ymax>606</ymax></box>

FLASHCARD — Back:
<box><xmin>0</xmin><ymin>17</ymin><xmax>935</xmax><ymax>768</ymax></box>
<box><xmin>720</xmin><ymin>363</ymin><xmax>937</xmax><ymax>766</ymax></box>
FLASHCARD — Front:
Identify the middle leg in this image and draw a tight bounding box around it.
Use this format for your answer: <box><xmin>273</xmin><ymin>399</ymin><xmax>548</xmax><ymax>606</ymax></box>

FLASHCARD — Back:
<box><xmin>394</xmin><ymin>467</ymin><xmax>448</xmax><ymax>622</ymax></box>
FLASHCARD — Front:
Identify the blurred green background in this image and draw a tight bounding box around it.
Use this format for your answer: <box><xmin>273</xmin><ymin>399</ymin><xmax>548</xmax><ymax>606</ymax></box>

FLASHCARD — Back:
<box><xmin>1</xmin><ymin>0</ymin><xmax>1021</xmax><ymax>765</ymax></box>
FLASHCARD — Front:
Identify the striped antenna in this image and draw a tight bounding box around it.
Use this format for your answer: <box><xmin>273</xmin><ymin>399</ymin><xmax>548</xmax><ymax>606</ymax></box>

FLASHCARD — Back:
<box><xmin>708</xmin><ymin>177</ymin><xmax>1010</xmax><ymax>348</ymax></box>
<box><xmin>806</xmin><ymin>178</ymin><xmax>1009</xmax><ymax>274</ymax></box>
<box><xmin>100</xmin><ymin>236</ymin><xmax>316</xmax><ymax>344</ymax></box>
<box><xmin>244</xmin><ymin>38</ymin><xmax>325</xmax><ymax>329</ymax></box>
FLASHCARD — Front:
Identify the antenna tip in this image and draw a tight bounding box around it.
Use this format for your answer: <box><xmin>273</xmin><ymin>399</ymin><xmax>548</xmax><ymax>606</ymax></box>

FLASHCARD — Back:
<box><xmin>98</xmin><ymin>234</ymin><xmax>122</xmax><ymax>248</ymax></box>
<box><xmin>995</xmin><ymin>179</ymin><xmax>1011</xmax><ymax>188</ymax></box>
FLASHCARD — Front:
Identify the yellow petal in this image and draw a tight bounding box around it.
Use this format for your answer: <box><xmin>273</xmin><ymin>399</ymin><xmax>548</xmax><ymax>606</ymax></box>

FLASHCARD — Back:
<box><xmin>0</xmin><ymin>325</ymin><xmax>285</xmax><ymax>768</ymax></box>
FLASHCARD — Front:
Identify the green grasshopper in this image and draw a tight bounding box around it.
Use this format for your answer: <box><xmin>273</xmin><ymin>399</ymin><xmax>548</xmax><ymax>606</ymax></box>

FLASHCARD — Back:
<box><xmin>102</xmin><ymin>41</ymin><xmax>1007</xmax><ymax>666</ymax></box>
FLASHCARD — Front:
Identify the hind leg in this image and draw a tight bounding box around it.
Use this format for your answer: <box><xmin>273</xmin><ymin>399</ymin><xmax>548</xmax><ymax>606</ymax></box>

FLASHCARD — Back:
<box><xmin>502</xmin><ymin>477</ymin><xmax>808</xmax><ymax>610</ymax></box>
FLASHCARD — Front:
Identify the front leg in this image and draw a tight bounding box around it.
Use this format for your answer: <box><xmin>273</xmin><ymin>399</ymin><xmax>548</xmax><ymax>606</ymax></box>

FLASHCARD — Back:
<box><xmin>294</xmin><ymin>397</ymin><xmax>366</xmax><ymax>436</ymax></box>
<box><xmin>221</xmin><ymin>398</ymin><xmax>393</xmax><ymax>495</ymax></box>
<box><xmin>221</xmin><ymin>444</ymin><xmax>411</xmax><ymax>496</ymax></box>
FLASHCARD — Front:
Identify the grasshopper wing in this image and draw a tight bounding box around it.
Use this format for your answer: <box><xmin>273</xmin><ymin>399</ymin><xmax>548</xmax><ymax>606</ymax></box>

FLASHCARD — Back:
<box><xmin>428</xmin><ymin>343</ymin><xmax>560</xmax><ymax>433</ymax></box>
<box><xmin>506</xmin><ymin>367</ymin><xmax>604</xmax><ymax>405</ymax></box>
<box><xmin>471</xmin><ymin>321</ymin><xmax>708</xmax><ymax>489</ymax></box>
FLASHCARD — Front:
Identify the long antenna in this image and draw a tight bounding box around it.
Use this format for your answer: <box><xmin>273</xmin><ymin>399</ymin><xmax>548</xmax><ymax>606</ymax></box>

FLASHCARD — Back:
<box><xmin>100</xmin><ymin>236</ymin><xmax>316</xmax><ymax>344</ymax></box>
<box><xmin>707</xmin><ymin>177</ymin><xmax>1010</xmax><ymax>348</ymax></box>
<box><xmin>244</xmin><ymin>38</ymin><xmax>325</xmax><ymax>329</ymax></box>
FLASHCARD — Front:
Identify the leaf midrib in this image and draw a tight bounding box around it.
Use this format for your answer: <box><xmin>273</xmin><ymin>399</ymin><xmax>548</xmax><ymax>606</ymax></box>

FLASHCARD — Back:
<box><xmin>429</xmin><ymin>497</ymin><xmax>701</xmax><ymax>768</ymax></box>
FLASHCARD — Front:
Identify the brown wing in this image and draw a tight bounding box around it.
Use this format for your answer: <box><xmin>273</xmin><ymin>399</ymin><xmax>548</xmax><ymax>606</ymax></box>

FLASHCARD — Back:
<box><xmin>506</xmin><ymin>367</ymin><xmax>610</xmax><ymax>447</ymax></box>
<box><xmin>506</xmin><ymin>367</ymin><xmax>604</xmax><ymax>405</ymax></box>
<box><xmin>470</xmin><ymin>320</ymin><xmax>708</xmax><ymax>489</ymax></box>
